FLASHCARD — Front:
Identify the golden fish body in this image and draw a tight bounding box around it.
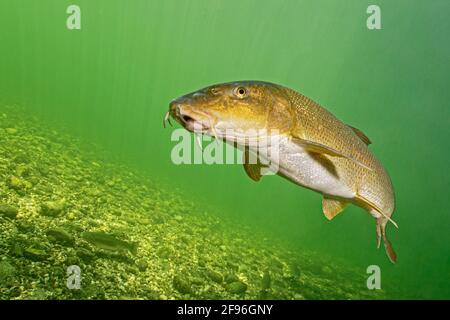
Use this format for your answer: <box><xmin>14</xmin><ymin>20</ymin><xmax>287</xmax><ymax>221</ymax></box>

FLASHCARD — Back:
<box><xmin>167</xmin><ymin>81</ymin><xmax>397</xmax><ymax>262</ymax></box>
<box><xmin>283</xmin><ymin>87</ymin><xmax>395</xmax><ymax>218</ymax></box>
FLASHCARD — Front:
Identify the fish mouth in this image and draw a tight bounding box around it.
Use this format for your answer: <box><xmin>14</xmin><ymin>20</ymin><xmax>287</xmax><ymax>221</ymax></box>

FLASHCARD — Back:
<box><xmin>164</xmin><ymin>103</ymin><xmax>212</xmax><ymax>133</ymax></box>
<box><xmin>179</xmin><ymin>113</ymin><xmax>210</xmax><ymax>132</ymax></box>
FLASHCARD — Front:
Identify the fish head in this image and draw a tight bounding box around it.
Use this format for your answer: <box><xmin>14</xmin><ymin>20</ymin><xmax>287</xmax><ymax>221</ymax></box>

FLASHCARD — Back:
<box><xmin>168</xmin><ymin>81</ymin><xmax>294</xmax><ymax>144</ymax></box>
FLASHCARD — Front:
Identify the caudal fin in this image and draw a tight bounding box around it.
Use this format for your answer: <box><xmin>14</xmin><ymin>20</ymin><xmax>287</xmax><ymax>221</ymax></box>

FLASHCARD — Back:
<box><xmin>377</xmin><ymin>217</ymin><xmax>397</xmax><ymax>263</ymax></box>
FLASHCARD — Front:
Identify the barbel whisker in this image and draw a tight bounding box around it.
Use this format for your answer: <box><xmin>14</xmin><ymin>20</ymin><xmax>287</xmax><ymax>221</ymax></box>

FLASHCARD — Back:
<box><xmin>163</xmin><ymin>111</ymin><xmax>172</xmax><ymax>128</ymax></box>
<box><xmin>195</xmin><ymin>133</ymin><xmax>203</xmax><ymax>150</ymax></box>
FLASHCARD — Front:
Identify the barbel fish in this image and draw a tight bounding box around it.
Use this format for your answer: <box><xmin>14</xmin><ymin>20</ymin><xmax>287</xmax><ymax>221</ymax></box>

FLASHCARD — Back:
<box><xmin>165</xmin><ymin>81</ymin><xmax>398</xmax><ymax>263</ymax></box>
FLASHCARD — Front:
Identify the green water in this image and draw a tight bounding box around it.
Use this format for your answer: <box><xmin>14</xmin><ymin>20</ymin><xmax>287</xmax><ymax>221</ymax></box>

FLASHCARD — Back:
<box><xmin>0</xmin><ymin>0</ymin><xmax>449</xmax><ymax>299</ymax></box>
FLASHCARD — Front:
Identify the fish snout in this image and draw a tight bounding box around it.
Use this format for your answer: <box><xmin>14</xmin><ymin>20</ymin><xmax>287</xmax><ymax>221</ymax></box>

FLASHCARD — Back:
<box><xmin>169</xmin><ymin>99</ymin><xmax>181</xmax><ymax>118</ymax></box>
<box><xmin>168</xmin><ymin>97</ymin><xmax>212</xmax><ymax>133</ymax></box>
<box><xmin>168</xmin><ymin>98</ymin><xmax>195</xmax><ymax>129</ymax></box>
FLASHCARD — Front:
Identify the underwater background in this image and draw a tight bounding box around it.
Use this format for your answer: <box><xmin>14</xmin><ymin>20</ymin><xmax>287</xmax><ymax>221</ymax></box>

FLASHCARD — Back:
<box><xmin>0</xmin><ymin>0</ymin><xmax>449</xmax><ymax>299</ymax></box>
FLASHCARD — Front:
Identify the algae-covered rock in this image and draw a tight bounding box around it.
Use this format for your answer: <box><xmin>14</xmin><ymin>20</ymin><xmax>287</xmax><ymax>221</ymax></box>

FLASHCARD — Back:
<box><xmin>76</xmin><ymin>248</ymin><xmax>95</xmax><ymax>263</ymax></box>
<box><xmin>136</xmin><ymin>259</ymin><xmax>148</xmax><ymax>272</ymax></box>
<box><xmin>7</xmin><ymin>175</ymin><xmax>31</xmax><ymax>191</ymax></box>
<box><xmin>5</xmin><ymin>127</ymin><xmax>18</xmax><ymax>134</ymax></box>
<box><xmin>226</xmin><ymin>281</ymin><xmax>248</xmax><ymax>294</ymax></box>
<box><xmin>23</xmin><ymin>247</ymin><xmax>48</xmax><ymax>261</ymax></box>
<box><xmin>65</xmin><ymin>255</ymin><xmax>80</xmax><ymax>266</ymax></box>
<box><xmin>224</xmin><ymin>273</ymin><xmax>240</xmax><ymax>284</ymax></box>
<box><xmin>81</xmin><ymin>231</ymin><xmax>137</xmax><ymax>255</ymax></box>
<box><xmin>0</xmin><ymin>261</ymin><xmax>16</xmax><ymax>283</ymax></box>
<box><xmin>156</xmin><ymin>246</ymin><xmax>172</xmax><ymax>259</ymax></box>
<box><xmin>0</xmin><ymin>204</ymin><xmax>18</xmax><ymax>219</ymax></box>
<box><xmin>10</xmin><ymin>243</ymin><xmax>23</xmax><ymax>257</ymax></box>
<box><xmin>261</xmin><ymin>271</ymin><xmax>271</xmax><ymax>290</ymax></box>
<box><xmin>206</xmin><ymin>269</ymin><xmax>223</xmax><ymax>283</ymax></box>
<box><xmin>15</xmin><ymin>163</ymin><xmax>31</xmax><ymax>177</ymax></box>
<box><xmin>46</xmin><ymin>228</ymin><xmax>74</xmax><ymax>246</ymax></box>
<box><xmin>173</xmin><ymin>275</ymin><xmax>192</xmax><ymax>295</ymax></box>
<box><xmin>40</xmin><ymin>199</ymin><xmax>66</xmax><ymax>217</ymax></box>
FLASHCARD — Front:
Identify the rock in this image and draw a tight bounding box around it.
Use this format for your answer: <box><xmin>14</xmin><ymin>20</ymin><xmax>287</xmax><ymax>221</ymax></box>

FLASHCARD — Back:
<box><xmin>10</xmin><ymin>244</ymin><xmax>23</xmax><ymax>257</ymax></box>
<box><xmin>7</xmin><ymin>176</ymin><xmax>23</xmax><ymax>190</ymax></box>
<box><xmin>206</xmin><ymin>269</ymin><xmax>223</xmax><ymax>283</ymax></box>
<box><xmin>40</xmin><ymin>199</ymin><xmax>66</xmax><ymax>217</ymax></box>
<box><xmin>261</xmin><ymin>271</ymin><xmax>271</xmax><ymax>290</ymax></box>
<box><xmin>0</xmin><ymin>261</ymin><xmax>16</xmax><ymax>283</ymax></box>
<box><xmin>321</xmin><ymin>265</ymin><xmax>333</xmax><ymax>275</ymax></box>
<box><xmin>15</xmin><ymin>164</ymin><xmax>31</xmax><ymax>177</ymax></box>
<box><xmin>153</xmin><ymin>216</ymin><xmax>165</xmax><ymax>225</ymax></box>
<box><xmin>5</xmin><ymin>128</ymin><xmax>17</xmax><ymax>134</ymax></box>
<box><xmin>111</xmin><ymin>210</ymin><xmax>122</xmax><ymax>217</ymax></box>
<box><xmin>270</xmin><ymin>259</ymin><xmax>284</xmax><ymax>270</ymax></box>
<box><xmin>13</xmin><ymin>153</ymin><xmax>29</xmax><ymax>164</ymax></box>
<box><xmin>36</xmin><ymin>164</ymin><xmax>49</xmax><ymax>176</ymax></box>
<box><xmin>46</xmin><ymin>228</ymin><xmax>74</xmax><ymax>246</ymax></box>
<box><xmin>66</xmin><ymin>256</ymin><xmax>80</xmax><ymax>266</ymax></box>
<box><xmin>293</xmin><ymin>293</ymin><xmax>304</xmax><ymax>300</ymax></box>
<box><xmin>289</xmin><ymin>263</ymin><xmax>302</xmax><ymax>278</ymax></box>
<box><xmin>173</xmin><ymin>275</ymin><xmax>192</xmax><ymax>295</ymax></box>
<box><xmin>0</xmin><ymin>204</ymin><xmax>18</xmax><ymax>219</ymax></box>
<box><xmin>138</xmin><ymin>218</ymin><xmax>151</xmax><ymax>225</ymax></box>
<box><xmin>17</xmin><ymin>222</ymin><xmax>34</xmax><ymax>233</ymax></box>
<box><xmin>226</xmin><ymin>281</ymin><xmax>248</xmax><ymax>294</ymax></box>
<box><xmin>156</xmin><ymin>246</ymin><xmax>171</xmax><ymax>259</ymax></box>
<box><xmin>224</xmin><ymin>273</ymin><xmax>240</xmax><ymax>284</ymax></box>
<box><xmin>136</xmin><ymin>259</ymin><xmax>148</xmax><ymax>272</ymax></box>
<box><xmin>23</xmin><ymin>247</ymin><xmax>48</xmax><ymax>261</ymax></box>
<box><xmin>81</xmin><ymin>231</ymin><xmax>138</xmax><ymax>255</ymax></box>
<box><xmin>76</xmin><ymin>248</ymin><xmax>95</xmax><ymax>263</ymax></box>
<box><xmin>66</xmin><ymin>211</ymin><xmax>76</xmax><ymax>220</ymax></box>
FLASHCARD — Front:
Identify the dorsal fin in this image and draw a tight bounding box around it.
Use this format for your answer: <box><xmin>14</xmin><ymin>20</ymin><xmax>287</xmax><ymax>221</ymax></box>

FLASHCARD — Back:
<box><xmin>347</xmin><ymin>125</ymin><xmax>372</xmax><ymax>145</ymax></box>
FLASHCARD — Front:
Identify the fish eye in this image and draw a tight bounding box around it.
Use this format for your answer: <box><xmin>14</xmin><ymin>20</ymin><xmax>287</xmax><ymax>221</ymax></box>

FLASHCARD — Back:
<box><xmin>234</xmin><ymin>87</ymin><xmax>247</xmax><ymax>98</ymax></box>
<box><xmin>210</xmin><ymin>87</ymin><xmax>219</xmax><ymax>95</ymax></box>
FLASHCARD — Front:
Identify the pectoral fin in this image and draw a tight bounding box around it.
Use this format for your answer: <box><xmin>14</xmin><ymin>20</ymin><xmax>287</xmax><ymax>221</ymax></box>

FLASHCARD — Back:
<box><xmin>322</xmin><ymin>196</ymin><xmax>347</xmax><ymax>220</ymax></box>
<box><xmin>243</xmin><ymin>148</ymin><xmax>263</xmax><ymax>182</ymax></box>
<box><xmin>243</xmin><ymin>163</ymin><xmax>263</xmax><ymax>182</ymax></box>
<box><xmin>291</xmin><ymin>137</ymin><xmax>372</xmax><ymax>171</ymax></box>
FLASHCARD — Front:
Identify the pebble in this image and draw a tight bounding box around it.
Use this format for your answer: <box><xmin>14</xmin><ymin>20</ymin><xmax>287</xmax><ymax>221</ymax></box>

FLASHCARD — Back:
<box><xmin>226</xmin><ymin>281</ymin><xmax>248</xmax><ymax>294</ymax></box>
<box><xmin>46</xmin><ymin>228</ymin><xmax>75</xmax><ymax>246</ymax></box>
<box><xmin>0</xmin><ymin>204</ymin><xmax>18</xmax><ymax>219</ymax></box>
<box><xmin>173</xmin><ymin>275</ymin><xmax>192</xmax><ymax>295</ymax></box>
<box><xmin>206</xmin><ymin>269</ymin><xmax>223</xmax><ymax>283</ymax></box>
<box><xmin>40</xmin><ymin>199</ymin><xmax>66</xmax><ymax>217</ymax></box>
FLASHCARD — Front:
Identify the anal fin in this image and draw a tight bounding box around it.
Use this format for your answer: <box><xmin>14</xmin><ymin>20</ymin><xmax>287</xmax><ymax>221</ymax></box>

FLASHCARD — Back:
<box><xmin>322</xmin><ymin>196</ymin><xmax>348</xmax><ymax>220</ymax></box>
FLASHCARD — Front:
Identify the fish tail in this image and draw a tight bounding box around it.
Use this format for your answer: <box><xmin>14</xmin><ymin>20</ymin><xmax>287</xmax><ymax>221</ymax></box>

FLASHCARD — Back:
<box><xmin>376</xmin><ymin>217</ymin><xmax>397</xmax><ymax>263</ymax></box>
